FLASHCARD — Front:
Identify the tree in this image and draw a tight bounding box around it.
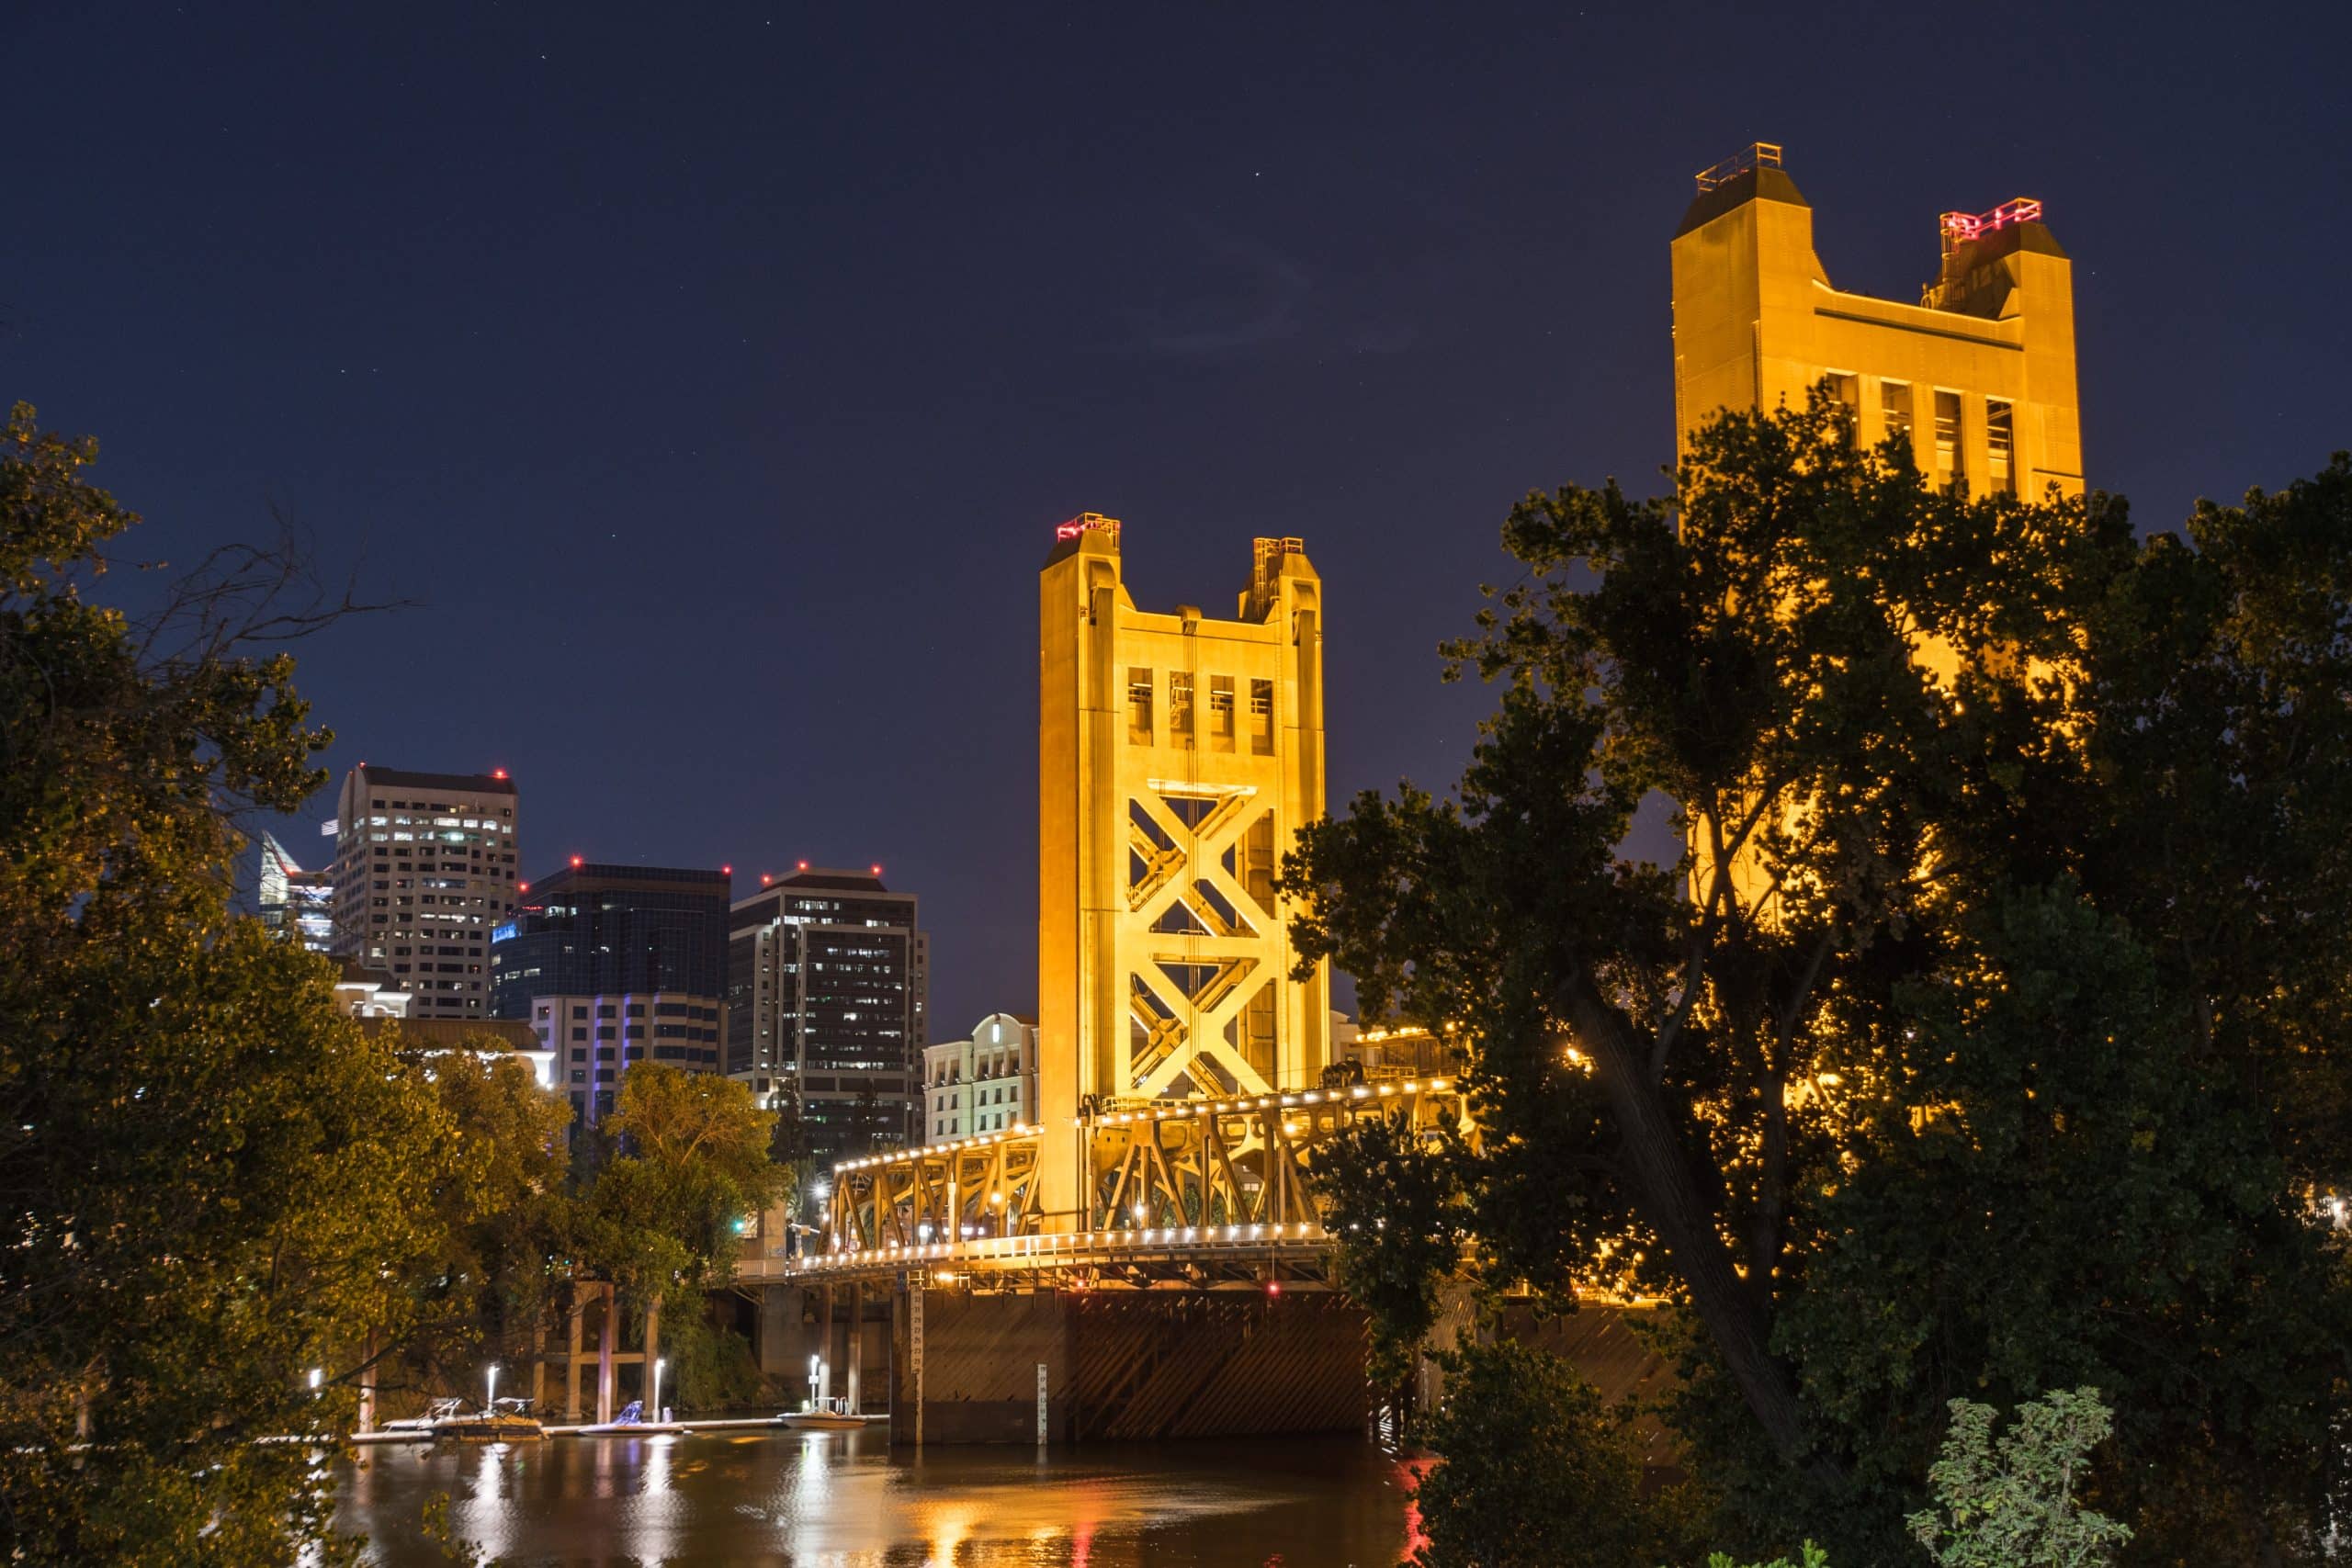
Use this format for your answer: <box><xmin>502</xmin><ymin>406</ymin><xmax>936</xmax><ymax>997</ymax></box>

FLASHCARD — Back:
<box><xmin>0</xmin><ymin>403</ymin><xmax>451</xmax><ymax>1563</ymax></box>
<box><xmin>1907</xmin><ymin>1388</ymin><xmax>2132</xmax><ymax>1568</ymax></box>
<box><xmin>575</xmin><ymin>1065</ymin><xmax>783</xmax><ymax>1297</ymax></box>
<box><xmin>1282</xmin><ymin>398</ymin><xmax>2351</xmax><ymax>1556</ymax></box>
<box><xmin>1312</xmin><ymin>1114</ymin><xmax>1472</xmax><ymax>1387</ymax></box>
<box><xmin>390</xmin><ymin>1042</ymin><xmax>573</xmax><ymax>1392</ymax></box>
<box><xmin>1407</xmin><ymin>1340</ymin><xmax>1695</xmax><ymax>1568</ymax></box>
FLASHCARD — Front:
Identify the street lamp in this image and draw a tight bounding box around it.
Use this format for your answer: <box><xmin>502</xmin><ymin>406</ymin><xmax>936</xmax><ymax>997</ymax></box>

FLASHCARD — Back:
<box><xmin>485</xmin><ymin>1362</ymin><xmax>499</xmax><ymax>1412</ymax></box>
<box><xmin>652</xmin><ymin>1356</ymin><xmax>667</xmax><ymax>1424</ymax></box>
<box><xmin>307</xmin><ymin>1368</ymin><xmax>322</xmax><ymax>1395</ymax></box>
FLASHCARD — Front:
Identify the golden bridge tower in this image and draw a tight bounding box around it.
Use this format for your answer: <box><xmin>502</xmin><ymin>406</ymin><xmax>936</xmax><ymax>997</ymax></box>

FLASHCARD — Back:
<box><xmin>1037</xmin><ymin>517</ymin><xmax>1330</xmax><ymax>1219</ymax></box>
<box><xmin>1670</xmin><ymin>141</ymin><xmax>2082</xmax><ymax>498</ymax></box>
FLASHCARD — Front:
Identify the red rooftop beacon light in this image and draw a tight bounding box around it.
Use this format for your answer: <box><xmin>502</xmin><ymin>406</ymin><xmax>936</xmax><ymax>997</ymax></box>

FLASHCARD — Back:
<box><xmin>1938</xmin><ymin>196</ymin><xmax>2044</xmax><ymax>254</ymax></box>
<box><xmin>761</xmin><ymin>873</ymin><xmax>774</xmax><ymax>886</ymax></box>
<box><xmin>870</xmin><ymin>863</ymin><xmax>882</xmax><ymax>876</ymax></box>
<box><xmin>797</xmin><ymin>860</ymin><xmax>808</xmax><ymax>871</ymax></box>
<box><xmin>492</xmin><ymin>767</ymin><xmax>508</xmax><ymax>780</ymax></box>
<box><xmin>570</xmin><ymin>854</ymin><xmax>582</xmax><ymax>868</ymax></box>
<box><xmin>721</xmin><ymin>863</ymin><xmax>732</xmax><ymax>875</ymax></box>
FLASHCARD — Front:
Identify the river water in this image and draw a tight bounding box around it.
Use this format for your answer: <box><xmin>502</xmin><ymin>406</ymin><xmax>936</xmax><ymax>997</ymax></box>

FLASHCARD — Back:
<box><xmin>334</xmin><ymin>1427</ymin><xmax>1421</xmax><ymax>1566</ymax></box>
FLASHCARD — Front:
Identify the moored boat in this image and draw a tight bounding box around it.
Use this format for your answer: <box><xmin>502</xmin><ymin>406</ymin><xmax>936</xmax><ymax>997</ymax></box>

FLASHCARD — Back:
<box><xmin>436</xmin><ymin>1397</ymin><xmax>547</xmax><ymax>1443</ymax></box>
<box><xmin>777</xmin><ymin>1397</ymin><xmax>864</xmax><ymax>1431</ymax></box>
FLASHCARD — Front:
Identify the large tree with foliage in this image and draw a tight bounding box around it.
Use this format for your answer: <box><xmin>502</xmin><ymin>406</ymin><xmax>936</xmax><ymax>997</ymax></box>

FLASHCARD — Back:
<box><xmin>1284</xmin><ymin>398</ymin><xmax>2351</xmax><ymax>1559</ymax></box>
<box><xmin>0</xmin><ymin>403</ymin><xmax>465</xmax><ymax>1562</ymax></box>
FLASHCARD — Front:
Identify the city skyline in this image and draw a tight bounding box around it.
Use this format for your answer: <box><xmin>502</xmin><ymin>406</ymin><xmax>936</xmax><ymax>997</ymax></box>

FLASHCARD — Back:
<box><xmin>6</xmin><ymin>6</ymin><xmax>2346</xmax><ymax>1032</ymax></box>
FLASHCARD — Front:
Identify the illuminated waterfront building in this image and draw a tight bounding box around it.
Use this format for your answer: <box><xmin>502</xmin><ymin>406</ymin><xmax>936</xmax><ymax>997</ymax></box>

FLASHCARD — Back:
<box><xmin>1670</xmin><ymin>142</ymin><xmax>2081</xmax><ymax>498</ymax></box>
<box><xmin>1036</xmin><ymin>517</ymin><xmax>1332</xmax><ymax>1211</ymax></box>
<box><xmin>921</xmin><ymin>1012</ymin><xmax>1038</xmax><ymax>1144</ymax></box>
<box><xmin>727</xmin><ymin>868</ymin><xmax>928</xmax><ymax>1165</ymax></box>
<box><xmin>328</xmin><ymin>765</ymin><xmax>521</xmax><ymax>1019</ymax></box>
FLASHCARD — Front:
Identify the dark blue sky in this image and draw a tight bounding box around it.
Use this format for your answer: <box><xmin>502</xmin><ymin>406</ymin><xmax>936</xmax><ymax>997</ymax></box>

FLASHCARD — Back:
<box><xmin>6</xmin><ymin>3</ymin><xmax>2346</xmax><ymax>1031</ymax></box>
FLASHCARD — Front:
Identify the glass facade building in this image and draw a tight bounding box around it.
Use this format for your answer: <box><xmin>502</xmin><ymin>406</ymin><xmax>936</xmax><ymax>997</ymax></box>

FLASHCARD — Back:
<box><xmin>491</xmin><ymin>863</ymin><xmax>730</xmax><ymax>1126</ymax></box>
<box><xmin>727</xmin><ymin>869</ymin><xmax>928</xmax><ymax>1167</ymax></box>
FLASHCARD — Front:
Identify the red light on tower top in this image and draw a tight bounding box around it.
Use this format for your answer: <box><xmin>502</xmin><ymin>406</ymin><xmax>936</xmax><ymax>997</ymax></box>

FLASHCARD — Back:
<box><xmin>761</xmin><ymin>873</ymin><xmax>774</xmax><ymax>886</ymax></box>
<box><xmin>492</xmin><ymin>767</ymin><xmax>508</xmax><ymax>780</ymax></box>
<box><xmin>870</xmin><ymin>863</ymin><xmax>882</xmax><ymax>876</ymax></box>
<box><xmin>570</xmin><ymin>854</ymin><xmax>582</xmax><ymax>868</ymax></box>
<box><xmin>721</xmin><ymin>863</ymin><xmax>732</xmax><ymax>875</ymax></box>
<box><xmin>1938</xmin><ymin>196</ymin><xmax>2043</xmax><ymax>254</ymax></box>
<box><xmin>797</xmin><ymin>860</ymin><xmax>809</xmax><ymax>872</ymax></box>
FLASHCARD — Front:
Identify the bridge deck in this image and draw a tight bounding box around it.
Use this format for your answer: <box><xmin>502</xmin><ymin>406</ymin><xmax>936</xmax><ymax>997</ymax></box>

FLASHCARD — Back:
<box><xmin>738</xmin><ymin>1219</ymin><xmax>1333</xmax><ymax>1286</ymax></box>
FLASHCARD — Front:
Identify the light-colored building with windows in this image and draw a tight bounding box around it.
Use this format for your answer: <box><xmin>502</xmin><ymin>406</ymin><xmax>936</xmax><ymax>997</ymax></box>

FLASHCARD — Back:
<box><xmin>329</xmin><ymin>765</ymin><xmax>522</xmax><ymax>1020</ymax></box>
<box><xmin>922</xmin><ymin>1012</ymin><xmax>1039</xmax><ymax>1143</ymax></box>
<box><xmin>523</xmin><ymin>991</ymin><xmax>724</xmax><ymax>1127</ymax></box>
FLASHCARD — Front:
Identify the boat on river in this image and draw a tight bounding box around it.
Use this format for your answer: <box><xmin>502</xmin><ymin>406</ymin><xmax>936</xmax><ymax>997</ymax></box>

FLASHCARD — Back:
<box><xmin>435</xmin><ymin>1397</ymin><xmax>547</xmax><ymax>1443</ymax></box>
<box><xmin>777</xmin><ymin>1397</ymin><xmax>864</xmax><ymax>1431</ymax></box>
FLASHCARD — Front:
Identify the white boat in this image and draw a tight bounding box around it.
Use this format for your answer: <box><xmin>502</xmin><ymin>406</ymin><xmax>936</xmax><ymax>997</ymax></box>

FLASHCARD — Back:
<box><xmin>379</xmin><ymin>1397</ymin><xmax>465</xmax><ymax>1436</ymax></box>
<box><xmin>777</xmin><ymin>1398</ymin><xmax>864</xmax><ymax>1431</ymax></box>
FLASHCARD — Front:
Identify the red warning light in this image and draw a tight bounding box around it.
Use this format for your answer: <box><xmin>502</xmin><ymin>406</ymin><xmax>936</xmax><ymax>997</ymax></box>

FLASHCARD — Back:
<box><xmin>517</xmin><ymin>881</ymin><xmax>529</xmax><ymax>893</ymax></box>
<box><xmin>761</xmin><ymin>873</ymin><xmax>774</xmax><ymax>886</ymax></box>
<box><xmin>797</xmin><ymin>860</ymin><xmax>808</xmax><ymax>871</ymax></box>
<box><xmin>722</xmin><ymin>863</ymin><xmax>732</xmax><ymax>875</ymax></box>
<box><xmin>492</xmin><ymin>768</ymin><xmax>508</xmax><ymax>780</ymax></box>
<box><xmin>1266</xmin><ymin>1280</ymin><xmax>1282</xmax><ymax>1297</ymax></box>
<box><xmin>870</xmin><ymin>863</ymin><xmax>882</xmax><ymax>876</ymax></box>
<box><xmin>570</xmin><ymin>854</ymin><xmax>582</xmax><ymax>868</ymax></box>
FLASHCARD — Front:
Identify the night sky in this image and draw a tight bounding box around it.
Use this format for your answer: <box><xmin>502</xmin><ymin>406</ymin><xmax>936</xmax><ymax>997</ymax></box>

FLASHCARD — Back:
<box><xmin>6</xmin><ymin>5</ymin><xmax>2347</xmax><ymax>1032</ymax></box>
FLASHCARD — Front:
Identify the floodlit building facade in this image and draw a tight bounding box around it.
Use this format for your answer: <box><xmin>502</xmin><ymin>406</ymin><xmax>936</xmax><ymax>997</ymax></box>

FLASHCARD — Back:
<box><xmin>328</xmin><ymin>765</ymin><xmax>522</xmax><ymax>1020</ymax></box>
<box><xmin>727</xmin><ymin>869</ymin><xmax>928</xmax><ymax>1166</ymax></box>
<box><xmin>1669</xmin><ymin>142</ymin><xmax>2081</xmax><ymax>499</ymax></box>
<box><xmin>1036</xmin><ymin>516</ymin><xmax>1332</xmax><ymax>1209</ymax></box>
<box><xmin>921</xmin><ymin>1012</ymin><xmax>1039</xmax><ymax>1144</ymax></box>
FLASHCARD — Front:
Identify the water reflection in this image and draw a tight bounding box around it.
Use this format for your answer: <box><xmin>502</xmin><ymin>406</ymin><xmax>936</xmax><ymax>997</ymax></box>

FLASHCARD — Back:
<box><xmin>336</xmin><ymin>1428</ymin><xmax>1414</xmax><ymax>1566</ymax></box>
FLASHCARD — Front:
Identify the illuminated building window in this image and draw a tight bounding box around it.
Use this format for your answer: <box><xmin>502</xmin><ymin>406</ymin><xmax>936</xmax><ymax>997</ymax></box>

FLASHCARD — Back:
<box><xmin>1933</xmin><ymin>389</ymin><xmax>1962</xmax><ymax>487</ymax></box>
<box><xmin>1826</xmin><ymin>372</ymin><xmax>1860</xmax><ymax>434</ymax></box>
<box><xmin>1208</xmin><ymin>676</ymin><xmax>1236</xmax><ymax>751</ymax></box>
<box><xmin>1126</xmin><ymin>667</ymin><xmax>1153</xmax><ymax>744</ymax></box>
<box><xmin>1986</xmin><ymin>399</ymin><xmax>2015</xmax><ymax>493</ymax></box>
<box><xmin>1880</xmin><ymin>379</ymin><xmax>1914</xmax><ymax>454</ymax></box>
<box><xmin>1250</xmin><ymin>679</ymin><xmax>1275</xmax><ymax>755</ymax></box>
<box><xmin>1169</xmin><ymin>671</ymin><xmax>1194</xmax><ymax>747</ymax></box>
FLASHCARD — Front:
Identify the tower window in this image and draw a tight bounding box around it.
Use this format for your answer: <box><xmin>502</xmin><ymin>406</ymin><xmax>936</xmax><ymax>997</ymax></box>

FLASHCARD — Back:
<box><xmin>1250</xmin><ymin>680</ymin><xmax>1275</xmax><ymax>755</ymax></box>
<box><xmin>1168</xmin><ymin>671</ymin><xmax>1193</xmax><ymax>747</ymax></box>
<box><xmin>1986</xmin><ymin>399</ymin><xmax>2015</xmax><ymax>493</ymax></box>
<box><xmin>1933</xmin><ymin>389</ymin><xmax>1962</xmax><ymax>487</ymax></box>
<box><xmin>1126</xmin><ymin>667</ymin><xmax>1153</xmax><ymax>744</ymax></box>
<box><xmin>1880</xmin><ymin>379</ymin><xmax>1914</xmax><ymax>454</ymax></box>
<box><xmin>1208</xmin><ymin>675</ymin><xmax>1237</xmax><ymax>751</ymax></box>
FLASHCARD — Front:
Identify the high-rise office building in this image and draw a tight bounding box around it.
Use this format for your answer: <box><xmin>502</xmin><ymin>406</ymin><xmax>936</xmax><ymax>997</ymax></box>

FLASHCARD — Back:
<box><xmin>1669</xmin><ymin>141</ymin><xmax>2081</xmax><ymax>496</ymax></box>
<box><xmin>491</xmin><ymin>862</ymin><xmax>730</xmax><ymax>1126</ymax></box>
<box><xmin>727</xmin><ymin>868</ymin><xmax>927</xmax><ymax>1164</ymax></box>
<box><xmin>328</xmin><ymin>765</ymin><xmax>521</xmax><ymax>1020</ymax></box>
<box><xmin>257</xmin><ymin>830</ymin><xmax>335</xmax><ymax>952</ymax></box>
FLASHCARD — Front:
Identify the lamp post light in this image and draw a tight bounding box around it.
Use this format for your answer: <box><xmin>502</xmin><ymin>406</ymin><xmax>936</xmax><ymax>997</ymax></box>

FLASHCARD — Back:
<box><xmin>652</xmin><ymin>1356</ymin><xmax>667</xmax><ymax>1425</ymax></box>
<box><xmin>307</xmin><ymin>1368</ymin><xmax>322</xmax><ymax>1395</ymax></box>
<box><xmin>485</xmin><ymin>1362</ymin><xmax>499</xmax><ymax>1413</ymax></box>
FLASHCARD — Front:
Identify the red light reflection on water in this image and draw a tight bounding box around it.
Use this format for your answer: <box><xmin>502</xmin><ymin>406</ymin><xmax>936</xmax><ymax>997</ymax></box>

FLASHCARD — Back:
<box><xmin>1396</xmin><ymin>1455</ymin><xmax>1435</xmax><ymax>1562</ymax></box>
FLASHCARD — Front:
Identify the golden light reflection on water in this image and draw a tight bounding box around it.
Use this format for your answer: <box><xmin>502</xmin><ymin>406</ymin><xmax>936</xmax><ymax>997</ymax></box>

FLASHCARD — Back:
<box><xmin>337</xmin><ymin>1429</ymin><xmax>1413</xmax><ymax>1566</ymax></box>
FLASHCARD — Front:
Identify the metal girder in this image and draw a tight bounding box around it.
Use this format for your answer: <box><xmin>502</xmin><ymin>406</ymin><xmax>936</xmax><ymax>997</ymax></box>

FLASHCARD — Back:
<box><xmin>805</xmin><ymin>1078</ymin><xmax>1465</xmax><ymax>1284</ymax></box>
